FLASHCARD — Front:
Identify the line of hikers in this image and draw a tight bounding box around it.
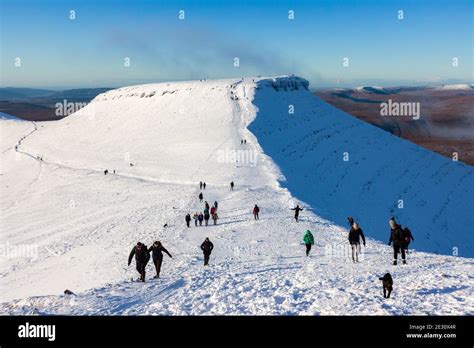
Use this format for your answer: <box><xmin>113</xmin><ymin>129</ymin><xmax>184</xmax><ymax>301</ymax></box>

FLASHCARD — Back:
<box><xmin>128</xmin><ymin>238</ymin><xmax>214</xmax><ymax>282</ymax></box>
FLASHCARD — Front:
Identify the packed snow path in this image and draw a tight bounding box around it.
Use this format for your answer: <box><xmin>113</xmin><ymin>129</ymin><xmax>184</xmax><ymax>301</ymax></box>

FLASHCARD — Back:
<box><xmin>0</xmin><ymin>77</ymin><xmax>472</xmax><ymax>315</ymax></box>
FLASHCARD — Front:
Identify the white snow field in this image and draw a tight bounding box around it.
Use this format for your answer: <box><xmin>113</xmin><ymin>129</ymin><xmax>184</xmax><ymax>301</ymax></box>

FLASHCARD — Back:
<box><xmin>0</xmin><ymin>76</ymin><xmax>473</xmax><ymax>315</ymax></box>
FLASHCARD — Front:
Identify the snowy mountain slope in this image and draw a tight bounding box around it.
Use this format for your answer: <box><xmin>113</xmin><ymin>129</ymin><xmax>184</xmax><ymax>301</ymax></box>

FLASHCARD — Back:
<box><xmin>248</xmin><ymin>77</ymin><xmax>474</xmax><ymax>257</ymax></box>
<box><xmin>0</xmin><ymin>76</ymin><xmax>473</xmax><ymax>315</ymax></box>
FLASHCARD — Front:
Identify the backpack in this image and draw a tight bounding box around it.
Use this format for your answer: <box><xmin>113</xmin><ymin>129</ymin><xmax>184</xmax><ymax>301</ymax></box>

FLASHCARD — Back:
<box><xmin>402</xmin><ymin>227</ymin><xmax>411</xmax><ymax>241</ymax></box>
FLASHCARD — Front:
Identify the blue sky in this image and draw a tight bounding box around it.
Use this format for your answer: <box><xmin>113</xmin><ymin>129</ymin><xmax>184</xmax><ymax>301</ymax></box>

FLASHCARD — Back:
<box><xmin>1</xmin><ymin>0</ymin><xmax>472</xmax><ymax>89</ymax></box>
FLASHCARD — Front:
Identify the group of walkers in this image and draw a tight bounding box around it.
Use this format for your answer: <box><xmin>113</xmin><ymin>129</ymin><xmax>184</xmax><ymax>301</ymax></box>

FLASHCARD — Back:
<box><xmin>127</xmin><ymin>178</ymin><xmax>415</xmax><ymax>290</ymax></box>
<box><xmin>186</xmin><ymin>201</ymin><xmax>219</xmax><ymax>227</ymax></box>
<box><xmin>343</xmin><ymin>216</ymin><xmax>414</xmax><ymax>265</ymax></box>
<box><xmin>128</xmin><ymin>238</ymin><xmax>214</xmax><ymax>282</ymax></box>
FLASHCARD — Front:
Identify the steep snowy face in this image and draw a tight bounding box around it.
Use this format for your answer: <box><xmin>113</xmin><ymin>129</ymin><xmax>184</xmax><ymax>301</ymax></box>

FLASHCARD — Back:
<box><xmin>248</xmin><ymin>78</ymin><xmax>474</xmax><ymax>257</ymax></box>
<box><xmin>20</xmin><ymin>79</ymin><xmax>269</xmax><ymax>186</ymax></box>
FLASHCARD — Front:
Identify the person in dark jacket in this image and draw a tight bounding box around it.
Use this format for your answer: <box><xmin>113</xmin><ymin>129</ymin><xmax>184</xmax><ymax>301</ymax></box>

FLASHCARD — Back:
<box><xmin>198</xmin><ymin>192</ymin><xmax>203</xmax><ymax>203</ymax></box>
<box><xmin>200</xmin><ymin>238</ymin><xmax>214</xmax><ymax>265</ymax></box>
<box><xmin>230</xmin><ymin>181</ymin><xmax>234</xmax><ymax>191</ymax></box>
<box><xmin>199</xmin><ymin>181</ymin><xmax>203</xmax><ymax>190</ymax></box>
<box><xmin>204</xmin><ymin>210</ymin><xmax>210</xmax><ymax>226</ymax></box>
<box><xmin>128</xmin><ymin>242</ymin><xmax>150</xmax><ymax>282</ymax></box>
<box><xmin>402</xmin><ymin>227</ymin><xmax>414</xmax><ymax>253</ymax></box>
<box><xmin>348</xmin><ymin>222</ymin><xmax>366</xmax><ymax>263</ymax></box>
<box><xmin>253</xmin><ymin>204</ymin><xmax>260</xmax><ymax>220</ymax></box>
<box><xmin>291</xmin><ymin>205</ymin><xmax>303</xmax><ymax>222</ymax></box>
<box><xmin>198</xmin><ymin>212</ymin><xmax>204</xmax><ymax>226</ymax></box>
<box><xmin>148</xmin><ymin>241</ymin><xmax>172</xmax><ymax>278</ymax></box>
<box><xmin>203</xmin><ymin>182</ymin><xmax>206</xmax><ymax>189</ymax></box>
<box><xmin>388</xmin><ymin>219</ymin><xmax>406</xmax><ymax>265</ymax></box>
<box><xmin>185</xmin><ymin>213</ymin><xmax>191</xmax><ymax>227</ymax></box>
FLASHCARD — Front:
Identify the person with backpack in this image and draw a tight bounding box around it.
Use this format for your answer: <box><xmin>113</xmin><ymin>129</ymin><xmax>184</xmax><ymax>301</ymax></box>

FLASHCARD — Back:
<box><xmin>402</xmin><ymin>227</ymin><xmax>414</xmax><ymax>253</ymax></box>
<box><xmin>193</xmin><ymin>212</ymin><xmax>198</xmax><ymax>227</ymax></box>
<box><xmin>303</xmin><ymin>230</ymin><xmax>315</xmax><ymax>256</ymax></box>
<box><xmin>210</xmin><ymin>206</ymin><xmax>218</xmax><ymax>225</ymax></box>
<box><xmin>185</xmin><ymin>213</ymin><xmax>191</xmax><ymax>228</ymax></box>
<box><xmin>148</xmin><ymin>241</ymin><xmax>172</xmax><ymax>279</ymax></box>
<box><xmin>388</xmin><ymin>218</ymin><xmax>406</xmax><ymax>265</ymax></box>
<box><xmin>348</xmin><ymin>222</ymin><xmax>366</xmax><ymax>263</ymax></box>
<box><xmin>204</xmin><ymin>209</ymin><xmax>210</xmax><ymax>226</ymax></box>
<box><xmin>198</xmin><ymin>192</ymin><xmax>203</xmax><ymax>203</ymax></box>
<box><xmin>201</xmin><ymin>238</ymin><xmax>214</xmax><ymax>265</ymax></box>
<box><xmin>253</xmin><ymin>204</ymin><xmax>260</xmax><ymax>220</ymax></box>
<box><xmin>291</xmin><ymin>205</ymin><xmax>303</xmax><ymax>222</ymax></box>
<box><xmin>128</xmin><ymin>242</ymin><xmax>150</xmax><ymax>282</ymax></box>
<box><xmin>198</xmin><ymin>212</ymin><xmax>204</xmax><ymax>226</ymax></box>
<box><xmin>230</xmin><ymin>181</ymin><xmax>234</xmax><ymax>191</ymax></box>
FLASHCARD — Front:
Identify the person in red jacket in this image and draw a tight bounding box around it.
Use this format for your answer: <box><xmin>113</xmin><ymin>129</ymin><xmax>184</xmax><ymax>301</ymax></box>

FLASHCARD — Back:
<box><xmin>253</xmin><ymin>204</ymin><xmax>260</xmax><ymax>220</ymax></box>
<box><xmin>210</xmin><ymin>206</ymin><xmax>218</xmax><ymax>225</ymax></box>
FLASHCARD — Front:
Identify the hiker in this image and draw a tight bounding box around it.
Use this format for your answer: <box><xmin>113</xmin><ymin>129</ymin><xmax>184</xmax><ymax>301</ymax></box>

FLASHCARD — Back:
<box><xmin>291</xmin><ymin>205</ymin><xmax>303</xmax><ymax>222</ymax></box>
<box><xmin>241</xmin><ymin>139</ymin><xmax>243</xmax><ymax>145</ymax></box>
<box><xmin>128</xmin><ymin>242</ymin><xmax>150</xmax><ymax>282</ymax></box>
<box><xmin>348</xmin><ymin>222</ymin><xmax>366</xmax><ymax>263</ymax></box>
<box><xmin>347</xmin><ymin>216</ymin><xmax>354</xmax><ymax>227</ymax></box>
<box><xmin>104</xmin><ymin>169</ymin><xmax>108</xmax><ymax>175</ymax></box>
<box><xmin>402</xmin><ymin>227</ymin><xmax>414</xmax><ymax>253</ymax></box>
<box><xmin>148</xmin><ymin>241</ymin><xmax>172</xmax><ymax>279</ymax></box>
<box><xmin>199</xmin><ymin>192</ymin><xmax>203</xmax><ymax>203</ymax></box>
<box><xmin>200</xmin><ymin>181</ymin><xmax>203</xmax><ymax>190</ymax></box>
<box><xmin>214</xmin><ymin>201</ymin><xmax>218</xmax><ymax>210</ymax></box>
<box><xmin>230</xmin><ymin>181</ymin><xmax>234</xmax><ymax>191</ymax></box>
<box><xmin>204</xmin><ymin>209</ymin><xmax>210</xmax><ymax>226</ymax></box>
<box><xmin>244</xmin><ymin>140</ymin><xmax>246</xmax><ymax>144</ymax></box>
<box><xmin>253</xmin><ymin>204</ymin><xmax>260</xmax><ymax>220</ymax></box>
<box><xmin>205</xmin><ymin>201</ymin><xmax>210</xmax><ymax>210</ymax></box>
<box><xmin>388</xmin><ymin>218</ymin><xmax>406</xmax><ymax>265</ymax></box>
<box><xmin>210</xmin><ymin>206</ymin><xmax>218</xmax><ymax>225</ymax></box>
<box><xmin>193</xmin><ymin>212</ymin><xmax>198</xmax><ymax>227</ymax></box>
<box><xmin>200</xmin><ymin>238</ymin><xmax>214</xmax><ymax>266</ymax></box>
<box><xmin>303</xmin><ymin>230</ymin><xmax>315</xmax><ymax>256</ymax></box>
<box><xmin>203</xmin><ymin>182</ymin><xmax>206</xmax><ymax>189</ymax></box>
<box><xmin>198</xmin><ymin>212</ymin><xmax>204</xmax><ymax>226</ymax></box>
<box><xmin>185</xmin><ymin>213</ymin><xmax>191</xmax><ymax>228</ymax></box>
<box><xmin>379</xmin><ymin>273</ymin><xmax>393</xmax><ymax>299</ymax></box>
<box><xmin>113</xmin><ymin>170</ymin><xmax>116</xmax><ymax>174</ymax></box>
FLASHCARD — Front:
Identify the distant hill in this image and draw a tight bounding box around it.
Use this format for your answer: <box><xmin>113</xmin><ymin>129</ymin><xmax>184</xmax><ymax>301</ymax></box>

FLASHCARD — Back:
<box><xmin>0</xmin><ymin>88</ymin><xmax>114</xmax><ymax>121</ymax></box>
<box><xmin>315</xmin><ymin>84</ymin><xmax>474</xmax><ymax>165</ymax></box>
<box><xmin>0</xmin><ymin>87</ymin><xmax>55</xmax><ymax>101</ymax></box>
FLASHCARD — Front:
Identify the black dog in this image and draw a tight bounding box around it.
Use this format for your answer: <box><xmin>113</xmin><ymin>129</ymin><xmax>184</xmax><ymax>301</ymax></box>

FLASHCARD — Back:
<box><xmin>379</xmin><ymin>273</ymin><xmax>393</xmax><ymax>298</ymax></box>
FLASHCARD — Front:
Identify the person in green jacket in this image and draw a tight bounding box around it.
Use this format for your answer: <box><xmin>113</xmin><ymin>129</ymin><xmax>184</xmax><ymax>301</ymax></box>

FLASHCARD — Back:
<box><xmin>303</xmin><ymin>230</ymin><xmax>314</xmax><ymax>256</ymax></box>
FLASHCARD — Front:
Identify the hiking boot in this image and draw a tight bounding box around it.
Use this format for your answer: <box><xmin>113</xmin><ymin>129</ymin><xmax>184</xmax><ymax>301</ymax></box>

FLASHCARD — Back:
<box><xmin>402</xmin><ymin>260</ymin><xmax>407</xmax><ymax>265</ymax></box>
